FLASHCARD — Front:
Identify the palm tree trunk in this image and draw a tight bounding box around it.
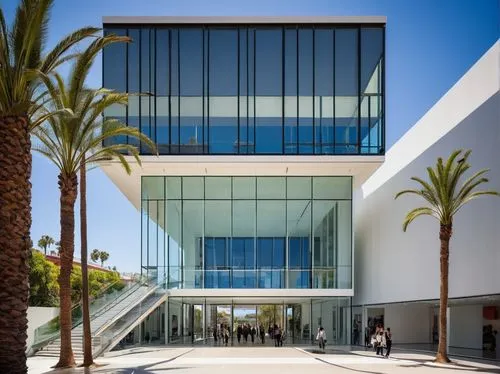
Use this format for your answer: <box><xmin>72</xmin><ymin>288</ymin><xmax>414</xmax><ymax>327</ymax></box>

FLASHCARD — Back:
<box><xmin>55</xmin><ymin>173</ymin><xmax>78</xmax><ymax>368</ymax></box>
<box><xmin>436</xmin><ymin>223</ymin><xmax>452</xmax><ymax>363</ymax></box>
<box><xmin>80</xmin><ymin>158</ymin><xmax>94</xmax><ymax>366</ymax></box>
<box><xmin>0</xmin><ymin>115</ymin><xmax>31</xmax><ymax>374</ymax></box>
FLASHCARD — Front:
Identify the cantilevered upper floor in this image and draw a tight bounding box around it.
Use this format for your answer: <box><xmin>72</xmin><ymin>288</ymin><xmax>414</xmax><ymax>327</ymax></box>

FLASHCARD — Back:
<box><xmin>102</xmin><ymin>16</ymin><xmax>386</xmax><ymax>156</ymax></box>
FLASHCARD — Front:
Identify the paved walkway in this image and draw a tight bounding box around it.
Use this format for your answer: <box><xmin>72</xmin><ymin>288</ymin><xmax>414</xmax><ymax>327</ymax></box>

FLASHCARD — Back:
<box><xmin>28</xmin><ymin>346</ymin><xmax>500</xmax><ymax>374</ymax></box>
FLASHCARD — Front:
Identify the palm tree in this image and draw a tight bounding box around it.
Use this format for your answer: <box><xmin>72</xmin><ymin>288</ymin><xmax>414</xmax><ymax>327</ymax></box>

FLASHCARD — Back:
<box><xmin>33</xmin><ymin>35</ymin><xmax>155</xmax><ymax>366</ymax></box>
<box><xmin>395</xmin><ymin>149</ymin><xmax>499</xmax><ymax>363</ymax></box>
<box><xmin>0</xmin><ymin>1</ymin><xmax>97</xmax><ymax>371</ymax></box>
<box><xmin>90</xmin><ymin>248</ymin><xmax>101</xmax><ymax>263</ymax></box>
<box><xmin>38</xmin><ymin>234</ymin><xmax>55</xmax><ymax>254</ymax></box>
<box><xmin>99</xmin><ymin>251</ymin><xmax>109</xmax><ymax>267</ymax></box>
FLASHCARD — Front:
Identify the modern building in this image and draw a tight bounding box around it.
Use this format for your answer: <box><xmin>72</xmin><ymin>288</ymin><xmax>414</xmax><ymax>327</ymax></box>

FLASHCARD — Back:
<box><xmin>100</xmin><ymin>16</ymin><xmax>386</xmax><ymax>346</ymax></box>
<box><xmin>99</xmin><ymin>15</ymin><xmax>499</xmax><ymax>357</ymax></box>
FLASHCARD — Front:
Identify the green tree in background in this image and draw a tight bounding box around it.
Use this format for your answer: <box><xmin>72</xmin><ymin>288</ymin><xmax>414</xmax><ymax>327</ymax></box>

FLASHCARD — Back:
<box><xmin>257</xmin><ymin>305</ymin><xmax>279</xmax><ymax>329</ymax></box>
<box><xmin>99</xmin><ymin>251</ymin><xmax>109</xmax><ymax>267</ymax></box>
<box><xmin>37</xmin><ymin>235</ymin><xmax>55</xmax><ymax>255</ymax></box>
<box><xmin>90</xmin><ymin>249</ymin><xmax>101</xmax><ymax>263</ymax></box>
<box><xmin>90</xmin><ymin>249</ymin><xmax>111</xmax><ymax>267</ymax></box>
<box><xmin>28</xmin><ymin>252</ymin><xmax>124</xmax><ymax>307</ymax></box>
<box><xmin>396</xmin><ymin>149</ymin><xmax>499</xmax><ymax>363</ymax></box>
<box><xmin>28</xmin><ymin>249</ymin><xmax>59</xmax><ymax>307</ymax></box>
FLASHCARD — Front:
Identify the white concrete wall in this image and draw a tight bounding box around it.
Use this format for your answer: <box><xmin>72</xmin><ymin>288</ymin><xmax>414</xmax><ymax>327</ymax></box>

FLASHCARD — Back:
<box><xmin>449</xmin><ymin>305</ymin><xmax>483</xmax><ymax>349</ymax></box>
<box><xmin>27</xmin><ymin>307</ymin><xmax>59</xmax><ymax>353</ymax></box>
<box><xmin>354</xmin><ymin>41</ymin><xmax>500</xmax><ymax>306</ymax></box>
<box><xmin>384</xmin><ymin>304</ymin><xmax>432</xmax><ymax>344</ymax></box>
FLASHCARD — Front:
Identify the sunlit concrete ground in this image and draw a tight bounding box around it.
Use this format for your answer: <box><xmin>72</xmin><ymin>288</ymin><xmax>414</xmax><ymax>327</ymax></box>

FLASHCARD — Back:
<box><xmin>28</xmin><ymin>346</ymin><xmax>500</xmax><ymax>374</ymax></box>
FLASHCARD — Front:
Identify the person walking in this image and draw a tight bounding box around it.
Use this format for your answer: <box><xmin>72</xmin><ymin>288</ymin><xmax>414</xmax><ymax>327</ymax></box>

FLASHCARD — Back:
<box><xmin>364</xmin><ymin>327</ymin><xmax>370</xmax><ymax>347</ymax></box>
<box><xmin>316</xmin><ymin>327</ymin><xmax>326</xmax><ymax>351</ymax></box>
<box><xmin>223</xmin><ymin>325</ymin><xmax>229</xmax><ymax>347</ymax></box>
<box><xmin>251</xmin><ymin>326</ymin><xmax>256</xmax><ymax>343</ymax></box>
<box><xmin>213</xmin><ymin>326</ymin><xmax>218</xmax><ymax>346</ymax></box>
<box><xmin>243</xmin><ymin>324</ymin><xmax>249</xmax><ymax>342</ymax></box>
<box><xmin>237</xmin><ymin>324</ymin><xmax>242</xmax><ymax>344</ymax></box>
<box><xmin>384</xmin><ymin>328</ymin><xmax>392</xmax><ymax>358</ymax></box>
<box><xmin>274</xmin><ymin>325</ymin><xmax>281</xmax><ymax>347</ymax></box>
<box><xmin>260</xmin><ymin>324</ymin><xmax>265</xmax><ymax>344</ymax></box>
<box><xmin>375</xmin><ymin>330</ymin><xmax>386</xmax><ymax>356</ymax></box>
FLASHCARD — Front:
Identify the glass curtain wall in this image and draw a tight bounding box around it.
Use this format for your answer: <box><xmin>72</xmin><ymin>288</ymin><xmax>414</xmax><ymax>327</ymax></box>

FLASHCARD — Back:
<box><xmin>166</xmin><ymin>297</ymin><xmax>351</xmax><ymax>345</ymax></box>
<box><xmin>141</xmin><ymin>176</ymin><xmax>352</xmax><ymax>289</ymax></box>
<box><xmin>103</xmin><ymin>24</ymin><xmax>385</xmax><ymax>155</ymax></box>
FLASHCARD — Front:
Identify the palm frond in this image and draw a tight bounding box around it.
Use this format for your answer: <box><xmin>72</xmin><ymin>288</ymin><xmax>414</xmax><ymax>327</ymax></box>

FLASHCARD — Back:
<box><xmin>454</xmin><ymin>169</ymin><xmax>490</xmax><ymax>201</ymax></box>
<box><xmin>402</xmin><ymin>207</ymin><xmax>436</xmax><ymax>232</ymax></box>
<box><xmin>396</xmin><ymin>149</ymin><xmax>499</xmax><ymax>231</ymax></box>
<box><xmin>0</xmin><ymin>7</ymin><xmax>10</xmax><ymax>67</ymax></box>
<box><xmin>32</xmin><ymin>33</ymin><xmax>151</xmax><ymax>181</ymax></box>
<box><xmin>67</xmin><ymin>35</ymin><xmax>130</xmax><ymax>108</ymax></box>
<box><xmin>453</xmin><ymin>190</ymin><xmax>500</xmax><ymax>215</ymax></box>
<box><xmin>40</xmin><ymin>26</ymin><xmax>99</xmax><ymax>74</ymax></box>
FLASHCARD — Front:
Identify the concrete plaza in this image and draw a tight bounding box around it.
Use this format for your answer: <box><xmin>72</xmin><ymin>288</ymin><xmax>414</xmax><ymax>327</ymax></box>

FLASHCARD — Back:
<box><xmin>28</xmin><ymin>346</ymin><xmax>500</xmax><ymax>374</ymax></box>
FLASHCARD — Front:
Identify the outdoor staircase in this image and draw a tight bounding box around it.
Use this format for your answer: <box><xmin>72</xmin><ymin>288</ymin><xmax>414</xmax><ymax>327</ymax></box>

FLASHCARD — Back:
<box><xmin>33</xmin><ymin>280</ymin><xmax>165</xmax><ymax>360</ymax></box>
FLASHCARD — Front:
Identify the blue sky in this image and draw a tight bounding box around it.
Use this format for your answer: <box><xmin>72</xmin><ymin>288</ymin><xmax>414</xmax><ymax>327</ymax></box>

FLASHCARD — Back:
<box><xmin>4</xmin><ymin>0</ymin><xmax>499</xmax><ymax>272</ymax></box>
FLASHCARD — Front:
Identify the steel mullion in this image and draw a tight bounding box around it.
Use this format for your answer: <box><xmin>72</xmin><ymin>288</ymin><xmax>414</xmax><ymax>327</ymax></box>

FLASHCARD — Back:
<box><xmin>357</xmin><ymin>27</ymin><xmax>361</xmax><ymax>154</ymax></box>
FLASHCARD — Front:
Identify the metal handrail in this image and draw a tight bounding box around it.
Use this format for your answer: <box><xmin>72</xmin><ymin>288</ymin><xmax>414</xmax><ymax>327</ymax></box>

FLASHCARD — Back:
<box><xmin>32</xmin><ymin>278</ymin><xmax>137</xmax><ymax>350</ymax></box>
<box><xmin>93</xmin><ymin>291</ymin><xmax>167</xmax><ymax>356</ymax></box>
<box><xmin>89</xmin><ymin>275</ymin><xmax>155</xmax><ymax>321</ymax></box>
<box><xmin>91</xmin><ymin>276</ymin><xmax>163</xmax><ymax>337</ymax></box>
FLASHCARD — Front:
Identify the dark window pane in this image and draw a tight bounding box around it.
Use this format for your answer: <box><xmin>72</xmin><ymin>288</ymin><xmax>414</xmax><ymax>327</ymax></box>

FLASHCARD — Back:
<box><xmin>245</xmin><ymin>238</ymin><xmax>255</xmax><ymax>269</ymax></box>
<box><xmin>156</xmin><ymin>29</ymin><xmax>169</xmax><ymax>96</ymax></box>
<box><xmin>209</xmin><ymin>29</ymin><xmax>238</xmax><ymax>153</ymax></box>
<box><xmin>103</xmin><ymin>28</ymin><xmax>126</xmax><ymax>92</ymax></box>
<box><xmin>289</xmin><ymin>238</ymin><xmax>300</xmax><ymax>268</ymax></box>
<box><xmin>205</xmin><ymin>238</ymin><xmax>215</xmax><ymax>269</ymax></box>
<box><xmin>302</xmin><ymin>237</ymin><xmax>310</xmax><ymax>268</ymax></box>
<box><xmin>255</xmin><ymin>29</ymin><xmax>282</xmax><ymax>154</ymax></box>
<box><xmin>315</xmin><ymin>29</ymin><xmax>334</xmax><ymax>154</ymax></box>
<box><xmin>273</xmin><ymin>238</ymin><xmax>285</xmax><ymax>268</ymax></box>
<box><xmin>298</xmin><ymin>29</ymin><xmax>313</xmax><ymax>154</ymax></box>
<box><xmin>335</xmin><ymin>29</ymin><xmax>358</xmax><ymax>152</ymax></box>
<box><xmin>257</xmin><ymin>238</ymin><xmax>273</xmax><ymax>267</ymax></box>
<box><xmin>179</xmin><ymin>29</ymin><xmax>203</xmax><ymax>152</ymax></box>
<box><xmin>284</xmin><ymin>29</ymin><xmax>297</xmax><ymax>154</ymax></box>
<box><xmin>239</xmin><ymin>29</ymin><xmax>249</xmax><ymax>154</ymax></box>
<box><xmin>232</xmin><ymin>238</ymin><xmax>244</xmax><ymax>268</ymax></box>
<box><xmin>215</xmin><ymin>238</ymin><xmax>227</xmax><ymax>268</ymax></box>
<box><xmin>156</xmin><ymin>29</ymin><xmax>170</xmax><ymax>153</ymax></box>
<box><xmin>141</xmin><ymin>29</ymin><xmax>150</xmax><ymax>94</ymax></box>
<box><xmin>128</xmin><ymin>29</ymin><xmax>140</xmax><ymax>93</ymax></box>
<box><xmin>170</xmin><ymin>29</ymin><xmax>179</xmax><ymax>150</ymax></box>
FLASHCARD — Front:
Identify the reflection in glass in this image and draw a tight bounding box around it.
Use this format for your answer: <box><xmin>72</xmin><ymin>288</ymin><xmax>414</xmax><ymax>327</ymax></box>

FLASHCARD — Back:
<box><xmin>141</xmin><ymin>176</ymin><xmax>352</xmax><ymax>289</ymax></box>
<box><xmin>104</xmin><ymin>25</ymin><xmax>384</xmax><ymax>155</ymax></box>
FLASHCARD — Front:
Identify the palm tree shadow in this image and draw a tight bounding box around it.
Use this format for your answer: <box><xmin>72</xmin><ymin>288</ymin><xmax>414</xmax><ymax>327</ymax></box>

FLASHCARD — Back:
<box><xmin>396</xmin><ymin>359</ymin><xmax>500</xmax><ymax>373</ymax></box>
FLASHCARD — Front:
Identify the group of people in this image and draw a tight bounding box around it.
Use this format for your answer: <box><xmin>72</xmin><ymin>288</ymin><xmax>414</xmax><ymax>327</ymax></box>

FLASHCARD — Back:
<box><xmin>213</xmin><ymin>323</ymin><xmax>286</xmax><ymax>347</ymax></box>
<box><xmin>365</xmin><ymin>324</ymin><xmax>392</xmax><ymax>358</ymax></box>
<box><xmin>236</xmin><ymin>324</ymin><xmax>258</xmax><ymax>343</ymax></box>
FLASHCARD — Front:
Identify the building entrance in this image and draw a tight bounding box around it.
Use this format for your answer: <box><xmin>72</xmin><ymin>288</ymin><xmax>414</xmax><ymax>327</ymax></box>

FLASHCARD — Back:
<box><xmin>167</xmin><ymin>297</ymin><xmax>351</xmax><ymax>346</ymax></box>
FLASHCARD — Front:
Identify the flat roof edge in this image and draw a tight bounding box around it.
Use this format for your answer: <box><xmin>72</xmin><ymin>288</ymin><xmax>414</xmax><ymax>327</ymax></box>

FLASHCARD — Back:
<box><xmin>102</xmin><ymin>16</ymin><xmax>387</xmax><ymax>25</ymax></box>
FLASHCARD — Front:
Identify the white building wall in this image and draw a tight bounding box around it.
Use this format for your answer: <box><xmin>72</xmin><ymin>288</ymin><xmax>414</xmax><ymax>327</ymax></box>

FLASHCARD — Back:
<box><xmin>27</xmin><ymin>307</ymin><xmax>59</xmax><ymax>353</ymax></box>
<box><xmin>354</xmin><ymin>41</ymin><xmax>500</xmax><ymax>306</ymax></box>
<box><xmin>449</xmin><ymin>305</ymin><xmax>483</xmax><ymax>349</ymax></box>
